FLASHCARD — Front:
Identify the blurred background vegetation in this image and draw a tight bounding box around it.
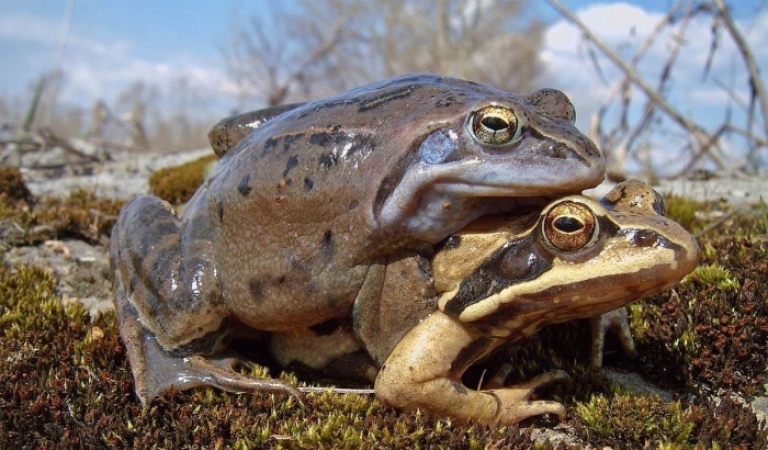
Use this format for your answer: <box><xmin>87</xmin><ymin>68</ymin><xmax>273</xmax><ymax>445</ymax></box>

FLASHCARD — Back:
<box><xmin>1</xmin><ymin>0</ymin><xmax>765</xmax><ymax>180</ymax></box>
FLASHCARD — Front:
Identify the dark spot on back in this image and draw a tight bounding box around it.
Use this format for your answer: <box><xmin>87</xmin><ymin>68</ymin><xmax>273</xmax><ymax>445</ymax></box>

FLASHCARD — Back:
<box><xmin>435</xmin><ymin>94</ymin><xmax>460</xmax><ymax>108</ymax></box>
<box><xmin>265</xmin><ymin>137</ymin><xmax>279</xmax><ymax>150</ymax></box>
<box><xmin>358</xmin><ymin>85</ymin><xmax>417</xmax><ymax>112</ymax></box>
<box><xmin>282</xmin><ymin>133</ymin><xmax>305</xmax><ymax>151</ymax></box>
<box><xmin>321</xmin><ymin>230</ymin><xmax>336</xmax><ymax>260</ymax></box>
<box><xmin>216</xmin><ymin>201</ymin><xmax>224</xmax><ymax>222</ymax></box>
<box><xmin>237</xmin><ymin>174</ymin><xmax>252</xmax><ymax>196</ymax></box>
<box><xmin>304</xmin><ymin>177</ymin><xmax>314</xmax><ymax>192</ymax></box>
<box><xmin>310</xmin><ymin>318</ymin><xmax>341</xmax><ymax>337</ymax></box>
<box><xmin>346</xmin><ymin>134</ymin><xmax>376</xmax><ymax>157</ymax></box>
<box><xmin>249</xmin><ymin>279</ymin><xmax>263</xmax><ymax>299</ymax></box>
<box><xmin>283</xmin><ymin>155</ymin><xmax>299</xmax><ymax>177</ymax></box>
<box><xmin>310</xmin><ymin>132</ymin><xmax>330</xmax><ymax>147</ymax></box>
<box><xmin>348</xmin><ymin>199</ymin><xmax>359</xmax><ymax>211</ymax></box>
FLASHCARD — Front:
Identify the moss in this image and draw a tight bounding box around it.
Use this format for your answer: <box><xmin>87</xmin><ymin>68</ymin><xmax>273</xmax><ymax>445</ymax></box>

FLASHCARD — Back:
<box><xmin>630</xmin><ymin>214</ymin><xmax>768</xmax><ymax>396</ymax></box>
<box><xmin>0</xmin><ymin>262</ymin><xmax>550</xmax><ymax>448</ymax></box>
<box><xmin>2</xmin><ymin>178</ymin><xmax>768</xmax><ymax>447</ymax></box>
<box><xmin>687</xmin><ymin>264</ymin><xmax>740</xmax><ymax>294</ymax></box>
<box><xmin>0</xmin><ymin>166</ymin><xmax>33</xmax><ymax>203</ymax></box>
<box><xmin>0</xmin><ymin>187</ymin><xmax>123</xmax><ymax>246</ymax></box>
<box><xmin>148</xmin><ymin>154</ymin><xmax>217</xmax><ymax>205</ymax></box>
<box><xmin>575</xmin><ymin>392</ymin><xmax>694</xmax><ymax>445</ymax></box>
<box><xmin>574</xmin><ymin>391</ymin><xmax>766</xmax><ymax>449</ymax></box>
<box><xmin>663</xmin><ymin>195</ymin><xmax>706</xmax><ymax>234</ymax></box>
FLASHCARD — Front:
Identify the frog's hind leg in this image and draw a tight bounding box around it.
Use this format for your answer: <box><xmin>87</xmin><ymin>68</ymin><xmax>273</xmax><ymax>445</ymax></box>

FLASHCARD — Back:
<box><xmin>114</xmin><ymin>270</ymin><xmax>301</xmax><ymax>404</ymax></box>
<box><xmin>111</xmin><ymin>195</ymin><xmax>300</xmax><ymax>404</ymax></box>
<box><xmin>110</xmin><ymin>195</ymin><xmax>227</xmax><ymax>349</ymax></box>
<box><xmin>376</xmin><ymin>311</ymin><xmax>569</xmax><ymax>425</ymax></box>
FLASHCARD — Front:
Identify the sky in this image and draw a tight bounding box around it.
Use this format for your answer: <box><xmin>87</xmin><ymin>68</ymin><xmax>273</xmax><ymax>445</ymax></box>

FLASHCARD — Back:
<box><xmin>0</xmin><ymin>0</ymin><xmax>766</xmax><ymax>170</ymax></box>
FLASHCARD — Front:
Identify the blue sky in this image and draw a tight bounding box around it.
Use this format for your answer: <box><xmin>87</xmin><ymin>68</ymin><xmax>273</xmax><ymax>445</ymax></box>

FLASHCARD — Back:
<box><xmin>1</xmin><ymin>1</ymin><xmax>694</xmax><ymax>99</ymax></box>
<box><xmin>1</xmin><ymin>0</ymin><xmax>766</xmax><ymax>171</ymax></box>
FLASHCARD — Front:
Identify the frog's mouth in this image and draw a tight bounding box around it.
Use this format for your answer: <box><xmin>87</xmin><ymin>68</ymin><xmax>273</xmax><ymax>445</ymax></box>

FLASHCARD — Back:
<box><xmin>373</xmin><ymin>142</ymin><xmax>604</xmax><ymax>243</ymax></box>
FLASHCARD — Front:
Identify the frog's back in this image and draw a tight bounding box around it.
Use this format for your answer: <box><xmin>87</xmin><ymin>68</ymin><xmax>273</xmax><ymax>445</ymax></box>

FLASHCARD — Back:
<box><xmin>209</xmin><ymin>74</ymin><xmax>499</xmax><ymax>256</ymax></box>
<box><xmin>200</xmin><ymin>73</ymin><xmax>604</xmax><ymax>330</ymax></box>
<box><xmin>203</xmin><ymin>75</ymin><xmax>481</xmax><ymax>329</ymax></box>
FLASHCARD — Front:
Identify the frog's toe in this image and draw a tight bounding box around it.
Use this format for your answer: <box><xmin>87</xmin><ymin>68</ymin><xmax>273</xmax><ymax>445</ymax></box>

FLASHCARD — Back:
<box><xmin>490</xmin><ymin>370</ymin><xmax>570</xmax><ymax>424</ymax></box>
<box><xmin>588</xmin><ymin>307</ymin><xmax>636</xmax><ymax>369</ymax></box>
<box><xmin>494</xmin><ymin>398</ymin><xmax>567</xmax><ymax>424</ymax></box>
<box><xmin>137</xmin><ymin>338</ymin><xmax>302</xmax><ymax>403</ymax></box>
<box><xmin>178</xmin><ymin>355</ymin><xmax>303</xmax><ymax>398</ymax></box>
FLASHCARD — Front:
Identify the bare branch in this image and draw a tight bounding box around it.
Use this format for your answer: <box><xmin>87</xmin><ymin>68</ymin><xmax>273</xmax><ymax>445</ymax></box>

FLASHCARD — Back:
<box><xmin>712</xmin><ymin>0</ymin><xmax>768</xmax><ymax>142</ymax></box>
<box><xmin>545</xmin><ymin>0</ymin><xmax>739</xmax><ymax>176</ymax></box>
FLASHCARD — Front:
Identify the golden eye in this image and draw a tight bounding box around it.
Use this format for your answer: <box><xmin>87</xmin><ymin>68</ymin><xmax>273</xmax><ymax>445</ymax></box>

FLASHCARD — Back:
<box><xmin>469</xmin><ymin>106</ymin><xmax>520</xmax><ymax>146</ymax></box>
<box><xmin>543</xmin><ymin>202</ymin><xmax>598</xmax><ymax>251</ymax></box>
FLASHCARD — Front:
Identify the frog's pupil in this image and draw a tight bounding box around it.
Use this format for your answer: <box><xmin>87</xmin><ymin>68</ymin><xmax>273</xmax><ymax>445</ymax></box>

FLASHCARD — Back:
<box><xmin>481</xmin><ymin>116</ymin><xmax>508</xmax><ymax>131</ymax></box>
<box><xmin>554</xmin><ymin>216</ymin><xmax>582</xmax><ymax>232</ymax></box>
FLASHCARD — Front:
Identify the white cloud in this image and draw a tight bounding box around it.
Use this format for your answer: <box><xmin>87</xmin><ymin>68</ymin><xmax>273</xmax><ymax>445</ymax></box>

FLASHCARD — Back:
<box><xmin>0</xmin><ymin>10</ymin><xmax>237</xmax><ymax>118</ymax></box>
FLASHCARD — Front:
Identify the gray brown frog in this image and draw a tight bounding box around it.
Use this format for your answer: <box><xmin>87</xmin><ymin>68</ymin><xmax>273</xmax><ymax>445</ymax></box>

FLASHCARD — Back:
<box><xmin>110</xmin><ymin>74</ymin><xmax>606</xmax><ymax>402</ymax></box>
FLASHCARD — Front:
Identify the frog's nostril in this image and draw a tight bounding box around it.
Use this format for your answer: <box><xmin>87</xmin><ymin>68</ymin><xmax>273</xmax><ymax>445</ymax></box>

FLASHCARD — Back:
<box><xmin>632</xmin><ymin>229</ymin><xmax>659</xmax><ymax>247</ymax></box>
<box><xmin>547</xmin><ymin>142</ymin><xmax>572</xmax><ymax>159</ymax></box>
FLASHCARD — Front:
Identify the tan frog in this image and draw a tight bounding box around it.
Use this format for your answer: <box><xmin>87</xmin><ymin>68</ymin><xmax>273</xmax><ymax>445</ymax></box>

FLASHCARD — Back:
<box><xmin>110</xmin><ymin>74</ymin><xmax>606</xmax><ymax>405</ymax></box>
<box><xmin>374</xmin><ymin>179</ymin><xmax>698</xmax><ymax>425</ymax></box>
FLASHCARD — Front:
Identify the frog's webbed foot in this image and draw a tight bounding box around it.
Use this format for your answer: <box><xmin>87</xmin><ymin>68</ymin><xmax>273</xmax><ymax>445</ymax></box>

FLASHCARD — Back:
<box><xmin>588</xmin><ymin>307</ymin><xmax>636</xmax><ymax>369</ymax></box>
<box><xmin>483</xmin><ymin>370</ymin><xmax>570</xmax><ymax>424</ymax></box>
<box><xmin>138</xmin><ymin>336</ymin><xmax>301</xmax><ymax>403</ymax></box>
<box><xmin>116</xmin><ymin>281</ymin><xmax>300</xmax><ymax>404</ymax></box>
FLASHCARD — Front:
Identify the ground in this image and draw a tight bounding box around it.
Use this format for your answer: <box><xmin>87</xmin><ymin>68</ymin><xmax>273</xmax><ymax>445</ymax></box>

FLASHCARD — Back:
<box><xmin>0</xmin><ymin>149</ymin><xmax>767</xmax><ymax>449</ymax></box>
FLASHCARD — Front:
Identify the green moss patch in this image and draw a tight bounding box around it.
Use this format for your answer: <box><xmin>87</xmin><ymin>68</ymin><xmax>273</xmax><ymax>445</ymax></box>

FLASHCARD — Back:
<box><xmin>574</xmin><ymin>391</ymin><xmax>765</xmax><ymax>448</ymax></box>
<box><xmin>148</xmin><ymin>154</ymin><xmax>217</xmax><ymax>205</ymax></box>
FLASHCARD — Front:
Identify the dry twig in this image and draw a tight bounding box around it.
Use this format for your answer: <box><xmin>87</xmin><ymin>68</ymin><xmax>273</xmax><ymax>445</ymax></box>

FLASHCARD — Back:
<box><xmin>546</xmin><ymin>0</ymin><xmax>764</xmax><ymax>178</ymax></box>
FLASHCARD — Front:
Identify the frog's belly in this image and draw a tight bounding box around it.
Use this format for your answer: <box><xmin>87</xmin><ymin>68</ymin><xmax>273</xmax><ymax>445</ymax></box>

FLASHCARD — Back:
<box><xmin>221</xmin><ymin>262</ymin><xmax>368</xmax><ymax>332</ymax></box>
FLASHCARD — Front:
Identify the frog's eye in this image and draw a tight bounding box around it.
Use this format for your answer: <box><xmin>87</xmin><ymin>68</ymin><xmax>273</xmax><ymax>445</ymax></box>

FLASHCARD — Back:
<box><xmin>469</xmin><ymin>106</ymin><xmax>521</xmax><ymax>146</ymax></box>
<box><xmin>542</xmin><ymin>202</ymin><xmax>598</xmax><ymax>251</ymax></box>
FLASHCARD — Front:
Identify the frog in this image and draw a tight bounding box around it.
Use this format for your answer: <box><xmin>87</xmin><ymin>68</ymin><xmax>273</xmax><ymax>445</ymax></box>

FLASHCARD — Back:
<box><xmin>372</xmin><ymin>179</ymin><xmax>699</xmax><ymax>424</ymax></box>
<box><xmin>110</xmin><ymin>73</ymin><xmax>605</xmax><ymax>403</ymax></box>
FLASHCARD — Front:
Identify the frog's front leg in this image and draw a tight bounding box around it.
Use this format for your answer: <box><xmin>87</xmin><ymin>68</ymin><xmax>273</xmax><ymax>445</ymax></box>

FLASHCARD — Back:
<box><xmin>588</xmin><ymin>307</ymin><xmax>636</xmax><ymax>369</ymax></box>
<box><xmin>111</xmin><ymin>195</ymin><xmax>299</xmax><ymax>403</ymax></box>
<box><xmin>375</xmin><ymin>311</ymin><xmax>569</xmax><ymax>425</ymax></box>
